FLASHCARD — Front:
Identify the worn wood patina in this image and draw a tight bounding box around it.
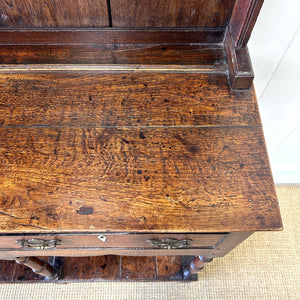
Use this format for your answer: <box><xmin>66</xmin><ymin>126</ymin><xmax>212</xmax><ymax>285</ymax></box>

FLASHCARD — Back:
<box><xmin>0</xmin><ymin>0</ymin><xmax>282</xmax><ymax>282</ymax></box>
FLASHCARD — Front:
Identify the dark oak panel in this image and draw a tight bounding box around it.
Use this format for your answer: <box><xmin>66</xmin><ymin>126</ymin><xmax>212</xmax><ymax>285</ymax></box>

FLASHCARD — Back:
<box><xmin>230</xmin><ymin>0</ymin><xmax>264</xmax><ymax>47</ymax></box>
<box><xmin>0</xmin><ymin>259</ymin><xmax>14</xmax><ymax>281</ymax></box>
<box><xmin>0</xmin><ymin>44</ymin><xmax>225</xmax><ymax>65</ymax></box>
<box><xmin>0</xmin><ymin>0</ymin><xmax>109</xmax><ymax>28</ymax></box>
<box><xmin>156</xmin><ymin>256</ymin><xmax>182</xmax><ymax>280</ymax></box>
<box><xmin>121</xmin><ymin>256</ymin><xmax>156</xmax><ymax>280</ymax></box>
<box><xmin>0</xmin><ymin>126</ymin><xmax>281</xmax><ymax>233</ymax></box>
<box><xmin>0</xmin><ymin>29</ymin><xmax>224</xmax><ymax>45</ymax></box>
<box><xmin>224</xmin><ymin>29</ymin><xmax>254</xmax><ymax>89</ymax></box>
<box><xmin>60</xmin><ymin>256</ymin><xmax>121</xmax><ymax>280</ymax></box>
<box><xmin>0</xmin><ymin>73</ymin><xmax>259</xmax><ymax>127</ymax></box>
<box><xmin>110</xmin><ymin>0</ymin><xmax>235</xmax><ymax>28</ymax></box>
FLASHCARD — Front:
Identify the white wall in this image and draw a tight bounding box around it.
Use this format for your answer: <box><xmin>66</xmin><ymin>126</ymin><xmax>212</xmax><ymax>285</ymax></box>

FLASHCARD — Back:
<box><xmin>248</xmin><ymin>0</ymin><xmax>300</xmax><ymax>183</ymax></box>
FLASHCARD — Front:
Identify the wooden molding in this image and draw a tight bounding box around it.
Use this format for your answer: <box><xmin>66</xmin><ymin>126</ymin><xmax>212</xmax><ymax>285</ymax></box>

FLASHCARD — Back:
<box><xmin>230</xmin><ymin>0</ymin><xmax>264</xmax><ymax>48</ymax></box>
<box><xmin>224</xmin><ymin>29</ymin><xmax>254</xmax><ymax>89</ymax></box>
<box><xmin>0</xmin><ymin>28</ymin><xmax>224</xmax><ymax>45</ymax></box>
<box><xmin>0</xmin><ymin>29</ymin><xmax>226</xmax><ymax>70</ymax></box>
<box><xmin>210</xmin><ymin>232</ymin><xmax>253</xmax><ymax>257</ymax></box>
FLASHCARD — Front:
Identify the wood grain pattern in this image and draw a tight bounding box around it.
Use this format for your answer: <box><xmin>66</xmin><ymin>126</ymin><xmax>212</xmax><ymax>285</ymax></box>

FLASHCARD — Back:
<box><xmin>60</xmin><ymin>255</ymin><xmax>120</xmax><ymax>280</ymax></box>
<box><xmin>0</xmin><ymin>73</ymin><xmax>259</xmax><ymax>127</ymax></box>
<box><xmin>0</xmin><ymin>64</ymin><xmax>228</xmax><ymax>74</ymax></box>
<box><xmin>0</xmin><ymin>125</ymin><xmax>281</xmax><ymax>233</ymax></box>
<box><xmin>121</xmin><ymin>256</ymin><xmax>156</xmax><ymax>280</ymax></box>
<box><xmin>0</xmin><ymin>44</ymin><xmax>225</xmax><ymax>65</ymax></box>
<box><xmin>0</xmin><ymin>72</ymin><xmax>281</xmax><ymax>234</ymax></box>
<box><xmin>0</xmin><ymin>259</ymin><xmax>14</xmax><ymax>281</ymax></box>
<box><xmin>0</xmin><ymin>0</ymin><xmax>109</xmax><ymax>28</ymax></box>
<box><xmin>0</xmin><ymin>29</ymin><xmax>224</xmax><ymax>45</ymax></box>
<box><xmin>0</xmin><ymin>0</ymin><xmax>280</xmax><ymax>282</ymax></box>
<box><xmin>110</xmin><ymin>0</ymin><xmax>235</xmax><ymax>28</ymax></box>
<box><xmin>156</xmin><ymin>256</ymin><xmax>182</xmax><ymax>280</ymax></box>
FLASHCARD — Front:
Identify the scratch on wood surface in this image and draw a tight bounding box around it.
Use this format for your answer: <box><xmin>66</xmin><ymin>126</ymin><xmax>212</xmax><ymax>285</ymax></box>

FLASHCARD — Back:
<box><xmin>18</xmin><ymin>223</ymin><xmax>47</xmax><ymax>230</ymax></box>
<box><xmin>0</xmin><ymin>211</ymin><xmax>47</xmax><ymax>230</ymax></box>
<box><xmin>0</xmin><ymin>211</ymin><xmax>23</xmax><ymax>220</ymax></box>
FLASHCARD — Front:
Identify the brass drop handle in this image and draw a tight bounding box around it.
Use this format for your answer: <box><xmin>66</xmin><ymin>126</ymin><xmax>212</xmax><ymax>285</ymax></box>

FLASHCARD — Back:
<box><xmin>17</xmin><ymin>239</ymin><xmax>61</xmax><ymax>250</ymax></box>
<box><xmin>146</xmin><ymin>238</ymin><xmax>192</xmax><ymax>249</ymax></box>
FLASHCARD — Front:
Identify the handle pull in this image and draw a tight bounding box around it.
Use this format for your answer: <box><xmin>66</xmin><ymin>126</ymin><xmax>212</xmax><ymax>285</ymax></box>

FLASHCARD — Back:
<box><xmin>17</xmin><ymin>238</ymin><xmax>61</xmax><ymax>250</ymax></box>
<box><xmin>146</xmin><ymin>238</ymin><xmax>192</xmax><ymax>249</ymax></box>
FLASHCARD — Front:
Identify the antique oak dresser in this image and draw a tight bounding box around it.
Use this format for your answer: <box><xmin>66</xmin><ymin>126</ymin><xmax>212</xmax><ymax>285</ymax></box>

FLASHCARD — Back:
<box><xmin>0</xmin><ymin>0</ymin><xmax>282</xmax><ymax>282</ymax></box>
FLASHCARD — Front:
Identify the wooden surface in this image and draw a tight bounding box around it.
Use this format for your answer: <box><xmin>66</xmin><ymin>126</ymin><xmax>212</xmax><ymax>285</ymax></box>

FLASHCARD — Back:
<box><xmin>0</xmin><ymin>0</ymin><xmax>235</xmax><ymax>28</ymax></box>
<box><xmin>0</xmin><ymin>72</ymin><xmax>282</xmax><ymax>233</ymax></box>
<box><xmin>0</xmin><ymin>0</ymin><xmax>109</xmax><ymax>28</ymax></box>
<box><xmin>230</xmin><ymin>0</ymin><xmax>264</xmax><ymax>47</ymax></box>
<box><xmin>0</xmin><ymin>232</ymin><xmax>251</xmax><ymax>260</ymax></box>
<box><xmin>0</xmin><ymin>0</ymin><xmax>264</xmax><ymax>35</ymax></box>
<box><xmin>224</xmin><ymin>29</ymin><xmax>254</xmax><ymax>89</ymax></box>
<box><xmin>0</xmin><ymin>44</ymin><xmax>225</xmax><ymax>65</ymax></box>
<box><xmin>0</xmin><ymin>256</ymin><xmax>195</xmax><ymax>282</ymax></box>
<box><xmin>0</xmin><ymin>73</ymin><xmax>257</xmax><ymax>127</ymax></box>
<box><xmin>0</xmin><ymin>29</ymin><xmax>224</xmax><ymax>45</ymax></box>
<box><xmin>0</xmin><ymin>233</ymin><xmax>225</xmax><ymax>249</ymax></box>
<box><xmin>110</xmin><ymin>0</ymin><xmax>235</xmax><ymax>28</ymax></box>
<box><xmin>210</xmin><ymin>232</ymin><xmax>252</xmax><ymax>257</ymax></box>
<box><xmin>0</xmin><ymin>247</ymin><xmax>214</xmax><ymax>260</ymax></box>
<box><xmin>0</xmin><ymin>0</ymin><xmax>240</xmax><ymax>29</ymax></box>
<box><xmin>0</xmin><ymin>0</ymin><xmax>281</xmax><ymax>284</ymax></box>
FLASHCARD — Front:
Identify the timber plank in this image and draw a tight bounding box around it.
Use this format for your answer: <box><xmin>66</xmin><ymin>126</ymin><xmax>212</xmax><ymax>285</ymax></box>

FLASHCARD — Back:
<box><xmin>0</xmin><ymin>72</ymin><xmax>281</xmax><ymax>234</ymax></box>
<box><xmin>0</xmin><ymin>73</ymin><xmax>259</xmax><ymax>127</ymax></box>
<box><xmin>0</xmin><ymin>0</ymin><xmax>109</xmax><ymax>28</ymax></box>
<box><xmin>0</xmin><ymin>44</ymin><xmax>225</xmax><ymax>65</ymax></box>
<box><xmin>0</xmin><ymin>126</ymin><xmax>281</xmax><ymax>233</ymax></box>
<box><xmin>121</xmin><ymin>256</ymin><xmax>156</xmax><ymax>280</ymax></box>
<box><xmin>110</xmin><ymin>0</ymin><xmax>235</xmax><ymax>28</ymax></box>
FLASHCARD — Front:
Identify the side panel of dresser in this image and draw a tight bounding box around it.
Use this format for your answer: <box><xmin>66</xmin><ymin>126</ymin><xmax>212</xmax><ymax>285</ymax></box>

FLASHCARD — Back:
<box><xmin>0</xmin><ymin>232</ymin><xmax>252</xmax><ymax>260</ymax></box>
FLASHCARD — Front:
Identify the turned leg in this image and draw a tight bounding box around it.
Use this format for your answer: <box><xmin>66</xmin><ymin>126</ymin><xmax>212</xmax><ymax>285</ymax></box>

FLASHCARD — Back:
<box><xmin>184</xmin><ymin>256</ymin><xmax>213</xmax><ymax>278</ymax></box>
<box><xmin>15</xmin><ymin>257</ymin><xmax>58</xmax><ymax>279</ymax></box>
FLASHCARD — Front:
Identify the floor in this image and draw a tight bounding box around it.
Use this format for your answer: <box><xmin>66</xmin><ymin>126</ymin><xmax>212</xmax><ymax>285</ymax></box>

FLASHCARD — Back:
<box><xmin>248</xmin><ymin>0</ymin><xmax>300</xmax><ymax>183</ymax></box>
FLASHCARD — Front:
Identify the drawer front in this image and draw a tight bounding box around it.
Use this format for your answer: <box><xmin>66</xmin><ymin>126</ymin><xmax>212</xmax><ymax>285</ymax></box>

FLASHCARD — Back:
<box><xmin>0</xmin><ymin>233</ymin><xmax>226</xmax><ymax>251</ymax></box>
